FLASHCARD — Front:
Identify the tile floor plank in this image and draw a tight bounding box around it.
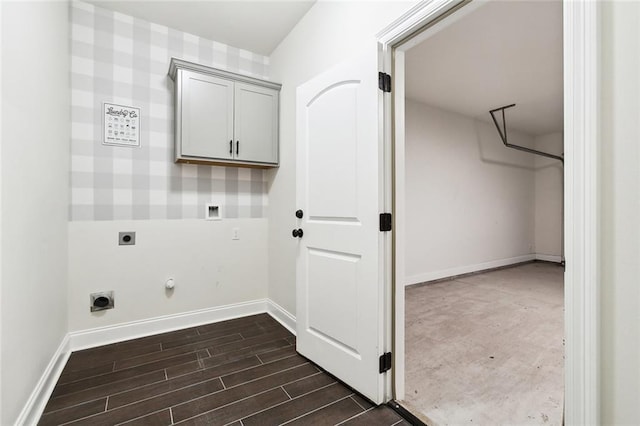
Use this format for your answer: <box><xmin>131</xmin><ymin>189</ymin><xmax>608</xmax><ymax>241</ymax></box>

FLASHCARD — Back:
<box><xmin>350</xmin><ymin>394</ymin><xmax>375</xmax><ymax>411</ymax></box>
<box><xmin>66</xmin><ymin>378</ymin><xmax>224</xmax><ymax>426</ymax></box>
<box><xmin>239</xmin><ymin>322</ymin><xmax>287</xmax><ymax>339</ymax></box>
<box><xmin>163</xmin><ymin>323</ymin><xmax>263</xmax><ymax>350</ymax></box>
<box><xmin>37</xmin><ymin>398</ymin><xmax>107</xmax><ymax>426</ymax></box>
<box><xmin>113</xmin><ymin>333</ymin><xmax>241</xmax><ymax>371</ymax></box>
<box><xmin>285</xmin><ymin>396</ymin><xmax>365</xmax><ymax>426</ymax></box>
<box><xmin>90</xmin><ymin>326</ymin><xmax>200</xmax><ymax>351</ymax></box>
<box><xmin>200</xmin><ymin>339</ymin><xmax>292</xmax><ymax>370</ymax></box>
<box><xmin>282</xmin><ymin>372</ymin><xmax>337</xmax><ymax>398</ymax></box>
<box><xmin>44</xmin><ymin>369</ymin><xmax>166</xmax><ymax>413</ymax></box>
<box><xmin>165</xmin><ymin>339</ymin><xmax>293</xmax><ymax>379</ymax></box>
<box><xmin>52</xmin><ymin>352</ymin><xmax>199</xmax><ymax>398</ymax></box>
<box><xmin>118</xmin><ymin>409</ymin><xmax>172</xmax><ymax>426</ymax></box>
<box><xmin>220</xmin><ymin>354</ymin><xmax>307</xmax><ymax>388</ymax></box>
<box><xmin>57</xmin><ymin>362</ymin><xmax>114</xmax><ymax>385</ymax></box>
<box><xmin>64</xmin><ymin>342</ymin><xmax>162</xmax><ymax>371</ymax></box>
<box><xmin>256</xmin><ymin>345</ymin><xmax>297</xmax><ymax>364</ymax></box>
<box><xmin>174</xmin><ymin>388</ymin><xmax>290</xmax><ymax>426</ymax></box>
<box><xmin>164</xmin><ymin>359</ymin><xmax>203</xmax><ymax>379</ymax></box>
<box><xmin>208</xmin><ymin>330</ymin><xmax>292</xmax><ymax>356</ymax></box>
<box><xmin>108</xmin><ymin>356</ymin><xmax>262</xmax><ymax>409</ymax></box>
<box><xmin>241</xmin><ymin>382</ymin><xmax>353</xmax><ymax>426</ymax></box>
<box><xmin>171</xmin><ymin>363</ymin><xmax>318</xmax><ymax>423</ymax></box>
<box><xmin>195</xmin><ymin>314</ymin><xmax>272</xmax><ymax>335</ymax></box>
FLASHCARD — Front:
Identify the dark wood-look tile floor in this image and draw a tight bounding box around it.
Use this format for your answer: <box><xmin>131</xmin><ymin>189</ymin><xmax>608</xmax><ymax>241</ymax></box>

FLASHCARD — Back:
<box><xmin>40</xmin><ymin>314</ymin><xmax>409</xmax><ymax>426</ymax></box>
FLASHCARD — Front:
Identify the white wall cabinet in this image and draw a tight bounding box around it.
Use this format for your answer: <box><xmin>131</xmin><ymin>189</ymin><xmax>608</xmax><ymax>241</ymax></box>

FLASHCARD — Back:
<box><xmin>169</xmin><ymin>58</ymin><xmax>280</xmax><ymax>168</ymax></box>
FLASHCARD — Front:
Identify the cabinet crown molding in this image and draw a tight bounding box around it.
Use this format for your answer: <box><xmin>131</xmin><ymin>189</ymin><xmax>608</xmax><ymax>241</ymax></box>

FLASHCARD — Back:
<box><xmin>168</xmin><ymin>57</ymin><xmax>281</xmax><ymax>91</ymax></box>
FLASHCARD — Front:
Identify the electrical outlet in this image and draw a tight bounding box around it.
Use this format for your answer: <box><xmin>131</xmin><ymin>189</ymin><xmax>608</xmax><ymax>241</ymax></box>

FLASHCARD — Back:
<box><xmin>232</xmin><ymin>228</ymin><xmax>240</xmax><ymax>240</ymax></box>
<box><xmin>119</xmin><ymin>232</ymin><xmax>136</xmax><ymax>245</ymax></box>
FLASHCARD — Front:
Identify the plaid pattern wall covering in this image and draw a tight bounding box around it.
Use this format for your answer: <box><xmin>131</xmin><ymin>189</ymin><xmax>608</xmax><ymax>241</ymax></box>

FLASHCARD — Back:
<box><xmin>70</xmin><ymin>1</ymin><xmax>270</xmax><ymax>221</ymax></box>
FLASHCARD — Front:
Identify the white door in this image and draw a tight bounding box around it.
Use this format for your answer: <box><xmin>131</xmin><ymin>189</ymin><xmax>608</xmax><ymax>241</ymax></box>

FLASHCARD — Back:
<box><xmin>295</xmin><ymin>53</ymin><xmax>385</xmax><ymax>404</ymax></box>
<box><xmin>181</xmin><ymin>70</ymin><xmax>234</xmax><ymax>159</ymax></box>
<box><xmin>234</xmin><ymin>83</ymin><xmax>279</xmax><ymax>164</ymax></box>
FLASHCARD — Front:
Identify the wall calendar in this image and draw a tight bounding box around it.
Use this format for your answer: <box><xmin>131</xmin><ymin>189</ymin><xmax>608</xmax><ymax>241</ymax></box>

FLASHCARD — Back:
<box><xmin>103</xmin><ymin>102</ymin><xmax>140</xmax><ymax>147</ymax></box>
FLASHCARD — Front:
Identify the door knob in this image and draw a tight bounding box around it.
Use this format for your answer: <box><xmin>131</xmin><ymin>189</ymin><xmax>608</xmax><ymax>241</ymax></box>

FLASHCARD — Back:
<box><xmin>295</xmin><ymin>209</ymin><xmax>303</xmax><ymax>219</ymax></box>
<box><xmin>292</xmin><ymin>228</ymin><xmax>303</xmax><ymax>238</ymax></box>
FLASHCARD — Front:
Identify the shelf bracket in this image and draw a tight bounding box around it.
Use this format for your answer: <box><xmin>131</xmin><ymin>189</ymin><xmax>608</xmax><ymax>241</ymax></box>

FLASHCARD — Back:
<box><xmin>489</xmin><ymin>104</ymin><xmax>564</xmax><ymax>164</ymax></box>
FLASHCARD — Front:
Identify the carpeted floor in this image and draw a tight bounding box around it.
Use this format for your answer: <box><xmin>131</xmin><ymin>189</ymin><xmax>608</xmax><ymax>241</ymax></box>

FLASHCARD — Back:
<box><xmin>403</xmin><ymin>262</ymin><xmax>564</xmax><ymax>425</ymax></box>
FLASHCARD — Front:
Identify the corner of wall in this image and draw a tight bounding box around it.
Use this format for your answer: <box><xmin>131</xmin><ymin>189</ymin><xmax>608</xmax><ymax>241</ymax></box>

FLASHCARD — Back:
<box><xmin>266</xmin><ymin>298</ymin><xmax>296</xmax><ymax>335</ymax></box>
<box><xmin>13</xmin><ymin>337</ymin><xmax>71</xmax><ymax>426</ymax></box>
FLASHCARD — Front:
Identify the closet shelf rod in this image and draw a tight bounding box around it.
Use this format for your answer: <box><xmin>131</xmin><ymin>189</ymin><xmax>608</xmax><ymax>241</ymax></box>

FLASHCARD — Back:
<box><xmin>489</xmin><ymin>104</ymin><xmax>564</xmax><ymax>164</ymax></box>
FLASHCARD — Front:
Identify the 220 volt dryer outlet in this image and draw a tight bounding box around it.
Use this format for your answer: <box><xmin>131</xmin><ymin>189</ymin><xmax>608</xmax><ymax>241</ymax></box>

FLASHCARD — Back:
<box><xmin>119</xmin><ymin>232</ymin><xmax>136</xmax><ymax>245</ymax></box>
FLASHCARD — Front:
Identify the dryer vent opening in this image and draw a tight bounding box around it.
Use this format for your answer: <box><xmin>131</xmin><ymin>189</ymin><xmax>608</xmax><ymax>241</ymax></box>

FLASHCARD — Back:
<box><xmin>90</xmin><ymin>291</ymin><xmax>114</xmax><ymax>312</ymax></box>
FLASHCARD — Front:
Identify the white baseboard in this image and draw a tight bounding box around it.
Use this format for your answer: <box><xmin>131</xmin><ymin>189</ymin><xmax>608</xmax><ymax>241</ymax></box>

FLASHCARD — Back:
<box><xmin>266</xmin><ymin>299</ymin><xmax>297</xmax><ymax>336</ymax></box>
<box><xmin>15</xmin><ymin>335</ymin><xmax>71</xmax><ymax>426</ymax></box>
<box><xmin>405</xmin><ymin>254</ymin><xmax>536</xmax><ymax>286</ymax></box>
<box><xmin>68</xmin><ymin>299</ymin><xmax>270</xmax><ymax>351</ymax></box>
<box><xmin>535</xmin><ymin>253</ymin><xmax>564</xmax><ymax>263</ymax></box>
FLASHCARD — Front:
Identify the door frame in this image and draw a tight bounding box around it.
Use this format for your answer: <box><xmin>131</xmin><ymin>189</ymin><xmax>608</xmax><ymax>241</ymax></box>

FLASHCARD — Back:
<box><xmin>377</xmin><ymin>1</ymin><xmax>600</xmax><ymax>423</ymax></box>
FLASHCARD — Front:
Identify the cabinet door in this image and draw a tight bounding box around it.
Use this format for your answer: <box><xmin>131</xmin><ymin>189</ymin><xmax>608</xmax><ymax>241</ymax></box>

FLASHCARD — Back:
<box><xmin>180</xmin><ymin>70</ymin><xmax>234</xmax><ymax>159</ymax></box>
<box><xmin>233</xmin><ymin>83</ymin><xmax>279</xmax><ymax>164</ymax></box>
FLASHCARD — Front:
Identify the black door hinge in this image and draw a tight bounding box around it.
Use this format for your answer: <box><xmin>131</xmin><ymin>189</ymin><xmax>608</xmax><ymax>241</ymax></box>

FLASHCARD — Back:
<box><xmin>379</xmin><ymin>352</ymin><xmax>392</xmax><ymax>373</ymax></box>
<box><xmin>380</xmin><ymin>213</ymin><xmax>392</xmax><ymax>232</ymax></box>
<box><xmin>378</xmin><ymin>72</ymin><xmax>391</xmax><ymax>93</ymax></box>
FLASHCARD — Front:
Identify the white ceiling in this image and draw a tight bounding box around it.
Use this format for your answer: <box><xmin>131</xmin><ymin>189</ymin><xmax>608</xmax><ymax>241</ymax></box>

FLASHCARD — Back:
<box><xmin>86</xmin><ymin>1</ymin><xmax>315</xmax><ymax>55</ymax></box>
<box><xmin>405</xmin><ymin>0</ymin><xmax>563</xmax><ymax>136</ymax></box>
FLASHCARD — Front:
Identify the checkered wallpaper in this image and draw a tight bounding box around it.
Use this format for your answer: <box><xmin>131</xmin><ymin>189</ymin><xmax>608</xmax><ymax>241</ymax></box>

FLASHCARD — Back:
<box><xmin>70</xmin><ymin>1</ymin><xmax>270</xmax><ymax>221</ymax></box>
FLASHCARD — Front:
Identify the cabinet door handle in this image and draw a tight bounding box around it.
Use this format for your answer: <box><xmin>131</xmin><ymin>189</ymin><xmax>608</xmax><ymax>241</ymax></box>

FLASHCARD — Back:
<box><xmin>229</xmin><ymin>140</ymin><xmax>233</xmax><ymax>155</ymax></box>
<box><xmin>236</xmin><ymin>141</ymin><xmax>239</xmax><ymax>155</ymax></box>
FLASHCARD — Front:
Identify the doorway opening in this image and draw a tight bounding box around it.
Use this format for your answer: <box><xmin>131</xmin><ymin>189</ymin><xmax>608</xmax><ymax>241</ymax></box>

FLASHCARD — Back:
<box><xmin>384</xmin><ymin>1</ymin><xmax>569</xmax><ymax>424</ymax></box>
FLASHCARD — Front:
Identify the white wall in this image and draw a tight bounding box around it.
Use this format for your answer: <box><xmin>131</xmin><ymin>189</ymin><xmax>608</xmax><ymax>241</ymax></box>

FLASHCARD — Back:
<box><xmin>68</xmin><ymin>219</ymin><xmax>268</xmax><ymax>331</ymax></box>
<box><xmin>267</xmin><ymin>0</ymin><xmax>417</xmax><ymax>316</ymax></box>
<box><xmin>404</xmin><ymin>100</ymin><xmax>536</xmax><ymax>284</ymax></box>
<box><xmin>533</xmin><ymin>132</ymin><xmax>563</xmax><ymax>259</ymax></box>
<box><xmin>1</xmin><ymin>2</ymin><xmax>70</xmax><ymax>424</ymax></box>
<box><xmin>600</xmin><ymin>2</ymin><xmax>640</xmax><ymax>423</ymax></box>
